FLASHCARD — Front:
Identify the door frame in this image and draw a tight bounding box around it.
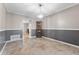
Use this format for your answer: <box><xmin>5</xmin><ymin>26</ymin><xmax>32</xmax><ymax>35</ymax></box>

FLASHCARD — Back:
<box><xmin>22</xmin><ymin>20</ymin><xmax>32</xmax><ymax>38</ymax></box>
<box><xmin>22</xmin><ymin>20</ymin><xmax>32</xmax><ymax>46</ymax></box>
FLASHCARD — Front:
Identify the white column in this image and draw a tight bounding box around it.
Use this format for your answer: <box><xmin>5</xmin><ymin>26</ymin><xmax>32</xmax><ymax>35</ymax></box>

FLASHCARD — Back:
<box><xmin>29</xmin><ymin>23</ymin><xmax>32</xmax><ymax>38</ymax></box>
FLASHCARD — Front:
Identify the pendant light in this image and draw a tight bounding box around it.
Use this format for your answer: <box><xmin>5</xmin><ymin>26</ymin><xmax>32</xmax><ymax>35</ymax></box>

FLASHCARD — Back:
<box><xmin>37</xmin><ymin>4</ymin><xmax>44</xmax><ymax>19</ymax></box>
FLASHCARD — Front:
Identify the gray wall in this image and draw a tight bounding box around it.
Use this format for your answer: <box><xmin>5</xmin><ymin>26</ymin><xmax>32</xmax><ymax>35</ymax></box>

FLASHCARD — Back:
<box><xmin>0</xmin><ymin>42</ymin><xmax>5</xmax><ymax>52</ymax></box>
<box><xmin>43</xmin><ymin>29</ymin><xmax>79</xmax><ymax>46</ymax></box>
<box><xmin>42</xmin><ymin>4</ymin><xmax>79</xmax><ymax>46</ymax></box>
<box><xmin>0</xmin><ymin>3</ymin><xmax>7</xmax><ymax>52</ymax></box>
<box><xmin>0</xmin><ymin>3</ymin><xmax>7</xmax><ymax>43</ymax></box>
<box><xmin>31</xmin><ymin>29</ymin><xmax>36</xmax><ymax>36</ymax></box>
<box><xmin>5</xmin><ymin>30</ymin><xmax>22</xmax><ymax>41</ymax></box>
<box><xmin>0</xmin><ymin>31</ymin><xmax>6</xmax><ymax>43</ymax></box>
<box><xmin>0</xmin><ymin>30</ymin><xmax>22</xmax><ymax>41</ymax></box>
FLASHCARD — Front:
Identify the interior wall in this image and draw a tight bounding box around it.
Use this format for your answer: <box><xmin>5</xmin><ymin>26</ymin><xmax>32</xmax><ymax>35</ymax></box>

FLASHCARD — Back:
<box><xmin>43</xmin><ymin>4</ymin><xmax>79</xmax><ymax>46</ymax></box>
<box><xmin>31</xmin><ymin>18</ymin><xmax>37</xmax><ymax>36</ymax></box>
<box><xmin>0</xmin><ymin>4</ymin><xmax>6</xmax><ymax>31</ymax></box>
<box><xmin>6</xmin><ymin>13</ymin><xmax>38</xmax><ymax>40</ymax></box>
<box><xmin>0</xmin><ymin>4</ymin><xmax>6</xmax><ymax>42</ymax></box>
<box><xmin>0</xmin><ymin>4</ymin><xmax>7</xmax><ymax>52</ymax></box>
<box><xmin>6</xmin><ymin>13</ymin><xmax>27</xmax><ymax>30</ymax></box>
<box><xmin>6</xmin><ymin>13</ymin><xmax>37</xmax><ymax>30</ymax></box>
<box><xmin>31</xmin><ymin>19</ymin><xmax>44</xmax><ymax>37</ymax></box>
<box><xmin>5</xmin><ymin>13</ymin><xmax>29</xmax><ymax>41</ymax></box>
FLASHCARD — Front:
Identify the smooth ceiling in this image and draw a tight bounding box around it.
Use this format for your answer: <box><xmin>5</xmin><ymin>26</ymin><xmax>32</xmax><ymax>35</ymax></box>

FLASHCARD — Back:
<box><xmin>4</xmin><ymin>3</ymin><xmax>78</xmax><ymax>19</ymax></box>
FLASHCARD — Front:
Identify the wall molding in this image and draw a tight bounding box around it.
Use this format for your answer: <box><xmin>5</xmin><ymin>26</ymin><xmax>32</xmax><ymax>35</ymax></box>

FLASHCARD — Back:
<box><xmin>0</xmin><ymin>28</ymin><xmax>22</xmax><ymax>32</ymax></box>
<box><xmin>42</xmin><ymin>28</ymin><xmax>79</xmax><ymax>30</ymax></box>
<box><xmin>1</xmin><ymin>28</ymin><xmax>79</xmax><ymax>32</ymax></box>
<box><xmin>0</xmin><ymin>42</ymin><xmax>7</xmax><ymax>55</ymax></box>
<box><xmin>0</xmin><ymin>30</ymin><xmax>6</xmax><ymax>32</ymax></box>
<box><xmin>43</xmin><ymin>36</ymin><xmax>79</xmax><ymax>49</ymax></box>
<box><xmin>0</xmin><ymin>29</ymin><xmax>22</xmax><ymax>32</ymax></box>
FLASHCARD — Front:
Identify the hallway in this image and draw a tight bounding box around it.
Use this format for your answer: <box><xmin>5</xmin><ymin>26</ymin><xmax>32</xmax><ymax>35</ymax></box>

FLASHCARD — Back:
<box><xmin>1</xmin><ymin>3</ymin><xmax>79</xmax><ymax>55</ymax></box>
<box><xmin>2</xmin><ymin>33</ymin><xmax>79</xmax><ymax>55</ymax></box>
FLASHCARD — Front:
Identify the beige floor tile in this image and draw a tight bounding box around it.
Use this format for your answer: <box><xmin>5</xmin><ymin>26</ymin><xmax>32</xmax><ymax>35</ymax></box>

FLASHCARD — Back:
<box><xmin>2</xmin><ymin>32</ymin><xmax>79</xmax><ymax>55</ymax></box>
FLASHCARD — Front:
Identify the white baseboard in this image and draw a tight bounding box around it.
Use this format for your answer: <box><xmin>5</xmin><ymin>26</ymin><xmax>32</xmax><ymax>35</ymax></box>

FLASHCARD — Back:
<box><xmin>31</xmin><ymin>36</ymin><xmax>36</xmax><ymax>38</ymax></box>
<box><xmin>6</xmin><ymin>39</ymin><xmax>22</xmax><ymax>43</ymax></box>
<box><xmin>0</xmin><ymin>42</ymin><xmax>7</xmax><ymax>55</ymax></box>
<box><xmin>43</xmin><ymin>36</ymin><xmax>79</xmax><ymax>49</ymax></box>
<box><xmin>0</xmin><ymin>39</ymin><xmax>22</xmax><ymax>55</ymax></box>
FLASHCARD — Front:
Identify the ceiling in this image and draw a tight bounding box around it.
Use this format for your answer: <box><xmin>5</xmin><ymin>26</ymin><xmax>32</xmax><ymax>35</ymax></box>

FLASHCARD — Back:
<box><xmin>4</xmin><ymin>3</ymin><xmax>78</xmax><ymax>19</ymax></box>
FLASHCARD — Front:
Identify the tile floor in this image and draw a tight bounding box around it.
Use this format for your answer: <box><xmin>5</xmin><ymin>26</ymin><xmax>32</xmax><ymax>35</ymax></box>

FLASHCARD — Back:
<box><xmin>2</xmin><ymin>33</ymin><xmax>79</xmax><ymax>55</ymax></box>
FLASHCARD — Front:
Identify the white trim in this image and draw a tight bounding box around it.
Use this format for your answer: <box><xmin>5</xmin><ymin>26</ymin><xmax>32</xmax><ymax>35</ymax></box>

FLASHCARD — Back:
<box><xmin>1</xmin><ymin>28</ymin><xmax>79</xmax><ymax>31</ymax></box>
<box><xmin>0</xmin><ymin>42</ymin><xmax>7</xmax><ymax>55</ymax></box>
<box><xmin>43</xmin><ymin>36</ymin><xmax>79</xmax><ymax>49</ymax></box>
<box><xmin>8</xmin><ymin>28</ymin><xmax>22</xmax><ymax>31</ymax></box>
<box><xmin>43</xmin><ymin>28</ymin><xmax>79</xmax><ymax>30</ymax></box>
<box><xmin>0</xmin><ymin>30</ymin><xmax>6</xmax><ymax>31</ymax></box>
<box><xmin>31</xmin><ymin>36</ymin><xmax>36</xmax><ymax>38</ymax></box>
<box><xmin>6</xmin><ymin>39</ymin><xmax>22</xmax><ymax>43</ymax></box>
<box><xmin>0</xmin><ymin>39</ymin><xmax>22</xmax><ymax>55</ymax></box>
<box><xmin>29</xmin><ymin>23</ymin><xmax>32</xmax><ymax>38</ymax></box>
<box><xmin>0</xmin><ymin>29</ymin><xmax>22</xmax><ymax>32</ymax></box>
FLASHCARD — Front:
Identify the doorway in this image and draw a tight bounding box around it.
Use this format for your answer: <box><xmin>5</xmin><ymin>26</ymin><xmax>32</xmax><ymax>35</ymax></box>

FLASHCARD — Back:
<box><xmin>23</xmin><ymin>22</ymin><xmax>30</xmax><ymax>39</ymax></box>
<box><xmin>24</xmin><ymin>23</ymin><xmax>29</xmax><ymax>36</ymax></box>
<box><xmin>22</xmin><ymin>20</ymin><xmax>32</xmax><ymax>41</ymax></box>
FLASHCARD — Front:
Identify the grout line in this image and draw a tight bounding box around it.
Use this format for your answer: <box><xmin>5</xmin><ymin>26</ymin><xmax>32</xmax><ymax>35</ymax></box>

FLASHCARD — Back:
<box><xmin>43</xmin><ymin>36</ymin><xmax>79</xmax><ymax>49</ymax></box>
<box><xmin>0</xmin><ymin>42</ymin><xmax>7</xmax><ymax>55</ymax></box>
